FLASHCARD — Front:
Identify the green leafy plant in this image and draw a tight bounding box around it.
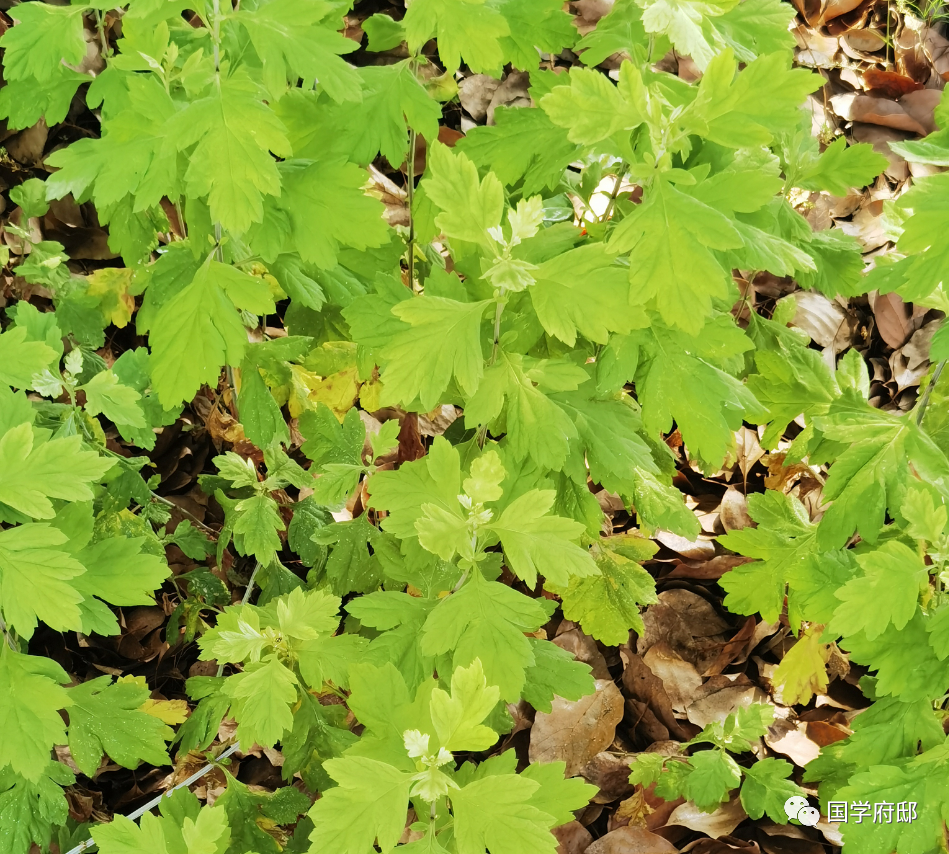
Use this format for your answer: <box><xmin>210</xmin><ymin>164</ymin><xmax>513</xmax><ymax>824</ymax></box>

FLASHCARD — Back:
<box><xmin>5</xmin><ymin>0</ymin><xmax>949</xmax><ymax>852</ymax></box>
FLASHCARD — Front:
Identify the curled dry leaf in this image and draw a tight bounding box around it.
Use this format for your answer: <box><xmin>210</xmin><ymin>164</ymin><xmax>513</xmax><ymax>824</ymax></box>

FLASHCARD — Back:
<box><xmin>555</xmin><ymin>625</ymin><xmax>612</xmax><ymax>679</ymax></box>
<box><xmin>529</xmin><ymin>679</ymin><xmax>625</xmax><ymax>776</ymax></box>
<box><xmin>622</xmin><ymin>648</ymin><xmax>692</xmax><ymax>740</ymax></box>
<box><xmin>686</xmin><ymin>683</ymin><xmax>770</xmax><ymax>729</ymax></box>
<box><xmin>654</xmin><ymin>530</ymin><xmax>716</xmax><ymax>560</ymax></box>
<box><xmin>791</xmin><ymin>0</ymin><xmax>862</xmax><ymax>27</ymax></box>
<box><xmin>667</xmin><ymin>795</ymin><xmax>748</xmax><ymax>839</ymax></box>
<box><xmin>870</xmin><ymin>290</ymin><xmax>915</xmax><ymax>349</ymax></box>
<box><xmin>642</xmin><ymin>643</ymin><xmax>703</xmax><ymax>713</ymax></box>
<box><xmin>830</xmin><ymin>93</ymin><xmax>928</xmax><ymax>135</ymax></box>
<box><xmin>585</xmin><ymin>826</ymin><xmax>679</xmax><ymax>854</ymax></box>
<box><xmin>458</xmin><ymin>74</ymin><xmax>502</xmax><ymax>122</ymax></box>
<box><xmin>554</xmin><ymin>820</ymin><xmax>594</xmax><ymax>854</ymax></box>
<box><xmin>581</xmin><ymin>752</ymin><xmax>636</xmax><ymax>804</ymax></box>
<box><xmin>764</xmin><ymin>716</ymin><xmax>822</xmax><ymax>766</ymax></box>
<box><xmin>781</xmin><ymin>291</ymin><xmax>856</xmax><ymax>353</ymax></box>
<box><xmin>719</xmin><ymin>488</ymin><xmax>753</xmax><ymax>532</ymax></box>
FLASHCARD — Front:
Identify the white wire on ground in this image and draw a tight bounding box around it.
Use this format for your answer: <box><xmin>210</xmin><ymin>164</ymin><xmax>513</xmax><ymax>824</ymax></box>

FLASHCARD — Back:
<box><xmin>63</xmin><ymin>741</ymin><xmax>242</xmax><ymax>854</ymax></box>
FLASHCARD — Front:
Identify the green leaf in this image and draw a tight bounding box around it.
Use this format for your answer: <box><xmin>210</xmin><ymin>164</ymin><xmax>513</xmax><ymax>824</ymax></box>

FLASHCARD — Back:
<box><xmin>458</xmin><ymin>105</ymin><xmax>580</xmax><ymax>195</ymax></box>
<box><xmin>529</xmin><ymin>245</ymin><xmax>637</xmax><ymax>346</ymax></box>
<box><xmin>310</xmin><ymin>514</ymin><xmax>385</xmax><ymax>596</ymax></box>
<box><xmin>0</xmin><ymin>3</ymin><xmax>85</xmax><ymax>83</ymax></box>
<box><xmin>288</xmin><ymin>497</ymin><xmax>333</xmax><ymax>568</ymax></box>
<box><xmin>707</xmin><ymin>0</ymin><xmax>796</xmax><ymax>61</ymax></box>
<box><xmin>690</xmin><ymin>50</ymin><xmax>821</xmax><ymax>147</ymax></box>
<box><xmin>797</xmin><ymin>136</ymin><xmax>888</xmax><ymax>196</ymax></box>
<box><xmin>363</xmin><ymin>13</ymin><xmax>406</xmax><ymax>51</ymax></box>
<box><xmin>496</xmin><ymin>0</ymin><xmax>577</xmax><ymax>70</ymax></box>
<box><xmin>488</xmin><ymin>489</ymin><xmax>598</xmax><ymax>587</ymax></box>
<box><xmin>464</xmin><ymin>351</ymin><xmax>580</xmax><ymax>471</ymax></box>
<box><xmin>299</xmin><ymin>405</ymin><xmax>365</xmax><ymax>507</ymax></box>
<box><xmin>347</xmin><ymin>591</ymin><xmax>439</xmax><ymax>690</ymax></box>
<box><xmin>404</xmin><ymin>0</ymin><xmax>510</xmax><ymax>74</ymax></box>
<box><xmin>287</xmin><ymin>63</ymin><xmax>440</xmax><ymax>167</ymax></box>
<box><xmin>541</xmin><ymin>64</ymin><xmax>645</xmax><ymax>145</ymax></box>
<box><xmin>66</xmin><ymin>676</ymin><xmax>173</xmax><ymax>776</ymax></box>
<box><xmin>148</xmin><ymin>257</ymin><xmax>275</xmax><ymax>407</ymax></box>
<box><xmin>0</xmin><ymin>523</ymin><xmax>89</xmax><ymax>637</ymax></box>
<box><xmin>637</xmin><ymin>324</ymin><xmax>764</xmax><ymax>468</ymax></box>
<box><xmin>0</xmin><ymin>763</ymin><xmax>73</xmax><ymax>854</ymax></box>
<box><xmin>423</xmin><ymin>143</ymin><xmax>505</xmax><ymax>245</ymax></box>
<box><xmin>380</xmin><ymin>296</ymin><xmax>491</xmax><ymax>410</ymax></box>
<box><xmin>369</xmin><ymin>437</ymin><xmax>462</xmax><ymax>541</ymax></box>
<box><xmin>796</xmin><ymin>229</ymin><xmax>865</xmax><ymax>298</ymax></box>
<box><xmin>73</xmin><ymin>535</ymin><xmax>171</xmax><ymax>633</ymax></box>
<box><xmin>430</xmin><ymin>659</ymin><xmax>500</xmax><ymax>752</ymax></box>
<box><xmin>92</xmin><ymin>801</ymin><xmax>230</xmax><ymax>854</ymax></box>
<box><xmin>237</xmin><ymin>361</ymin><xmax>289</xmax><ymax>449</ymax></box>
<box><xmin>521</xmin><ymin>640</ymin><xmax>595</xmax><ymax>714</ymax></box>
<box><xmin>452</xmin><ymin>773</ymin><xmax>560</xmax><ymax>854</ymax></box>
<box><xmin>609</xmin><ymin>179</ymin><xmax>743</xmax><ymax>333</ymax></box>
<box><xmin>45</xmin><ymin>75</ymin><xmax>179</xmax><ymax>214</ymax></box>
<box><xmin>216</xmin><ymin>770</ymin><xmax>308</xmax><ymax>854</ymax></box>
<box><xmin>555</xmin><ymin>539</ymin><xmax>659</xmax><ymax>645</ymax></box>
<box><xmin>830</xmin><ymin>541</ymin><xmax>928</xmax><ymax>641</ymax></box>
<box><xmin>224</xmin><ymin>654</ymin><xmax>299</xmax><ymax>748</ymax></box>
<box><xmin>272</xmin><ymin>159</ymin><xmax>390</xmax><ymax>267</ymax></box>
<box><xmin>0</xmin><ymin>423</ymin><xmax>112</xmax><ymax>520</ymax></box>
<box><xmin>0</xmin><ymin>326</ymin><xmax>57</xmax><ymax>389</ymax></box>
<box><xmin>169</xmin><ymin>70</ymin><xmax>291</xmax><ymax>232</ymax></box>
<box><xmin>842</xmin><ymin>612</ymin><xmax>949</xmax><ymax>701</ymax></box>
<box><xmin>683</xmin><ymin>750</ymin><xmax>741</xmax><ymax>811</ymax></box>
<box><xmin>0</xmin><ymin>649</ymin><xmax>71</xmax><ymax>782</ymax></box>
<box><xmin>307</xmin><ymin>757</ymin><xmax>411</xmax><ymax>854</ymax></box>
<box><xmin>81</xmin><ymin>370</ymin><xmax>147</xmax><ymax>428</ymax></box>
<box><xmin>575</xmin><ymin>0</ymin><xmax>649</xmax><ymax>66</ymax></box>
<box><xmin>834</xmin><ymin>743</ymin><xmax>949</xmax><ymax>854</ymax></box>
<box><xmin>231</xmin><ymin>493</ymin><xmax>284</xmax><ymax>566</ymax></box>
<box><xmin>421</xmin><ymin>571</ymin><xmax>551</xmax><ymax>701</ymax></box>
<box><xmin>740</xmin><ymin>758</ymin><xmax>803</xmax><ymax>822</ymax></box>
<box><xmin>814</xmin><ymin>390</ymin><xmax>949</xmax><ymax>549</ymax></box>
<box><xmin>236</xmin><ymin>0</ymin><xmax>361</xmax><ymax>102</ymax></box>
<box><xmin>719</xmin><ymin>491</ymin><xmax>850</xmax><ymax>628</ymax></box>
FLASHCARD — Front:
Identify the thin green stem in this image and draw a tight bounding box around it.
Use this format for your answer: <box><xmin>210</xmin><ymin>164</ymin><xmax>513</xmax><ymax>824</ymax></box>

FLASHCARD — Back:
<box><xmin>0</xmin><ymin>617</ymin><xmax>16</xmax><ymax>651</ymax></box>
<box><xmin>216</xmin><ymin>562</ymin><xmax>262</xmax><ymax>677</ymax></box>
<box><xmin>407</xmin><ymin>127</ymin><xmax>418</xmax><ymax>289</ymax></box>
<box><xmin>95</xmin><ymin>10</ymin><xmax>112</xmax><ymax>59</ymax></box>
<box><xmin>917</xmin><ymin>360</ymin><xmax>947</xmax><ymax>426</ymax></box>
<box><xmin>75</xmin><ymin>415</ymin><xmax>218</xmax><ymax>535</ymax></box>
<box><xmin>489</xmin><ymin>301</ymin><xmax>503</xmax><ymax>365</ymax></box>
<box><xmin>476</xmin><ymin>302</ymin><xmax>505</xmax><ymax>447</ymax></box>
<box><xmin>600</xmin><ymin>165</ymin><xmax>629</xmax><ymax>223</ymax></box>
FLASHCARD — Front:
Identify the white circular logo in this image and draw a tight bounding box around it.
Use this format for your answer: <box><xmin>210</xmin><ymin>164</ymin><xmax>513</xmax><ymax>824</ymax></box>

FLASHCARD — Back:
<box><xmin>784</xmin><ymin>796</ymin><xmax>820</xmax><ymax>826</ymax></box>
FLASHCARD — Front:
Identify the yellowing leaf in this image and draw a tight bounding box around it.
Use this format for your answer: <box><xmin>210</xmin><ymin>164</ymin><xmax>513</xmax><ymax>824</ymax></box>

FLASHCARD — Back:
<box><xmin>141</xmin><ymin>698</ymin><xmax>191</xmax><ymax>725</ymax></box>
<box><xmin>771</xmin><ymin>624</ymin><xmax>829</xmax><ymax>705</ymax></box>
<box><xmin>86</xmin><ymin>268</ymin><xmax>135</xmax><ymax>328</ymax></box>
<box><xmin>287</xmin><ymin>364</ymin><xmax>361</xmax><ymax>420</ymax></box>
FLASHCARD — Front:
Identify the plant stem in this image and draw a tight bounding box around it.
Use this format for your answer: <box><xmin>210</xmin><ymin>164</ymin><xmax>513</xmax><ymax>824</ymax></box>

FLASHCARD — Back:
<box><xmin>95</xmin><ymin>10</ymin><xmax>112</xmax><ymax>59</ymax></box>
<box><xmin>406</xmin><ymin>126</ymin><xmax>418</xmax><ymax>289</ymax></box>
<box><xmin>489</xmin><ymin>300</ymin><xmax>503</xmax><ymax>365</ymax></box>
<box><xmin>150</xmin><ymin>493</ymin><xmax>218</xmax><ymax>536</ymax></box>
<box><xmin>216</xmin><ymin>562</ymin><xmax>262</xmax><ymax>677</ymax></box>
<box><xmin>917</xmin><ymin>360</ymin><xmax>947</xmax><ymax>426</ymax></box>
<box><xmin>0</xmin><ymin>617</ymin><xmax>16</xmax><ymax>651</ymax></box>
<box><xmin>75</xmin><ymin>415</ymin><xmax>218</xmax><ymax>536</ymax></box>
<box><xmin>601</xmin><ymin>165</ymin><xmax>628</xmax><ymax>223</ymax></box>
<box><xmin>476</xmin><ymin>302</ymin><xmax>505</xmax><ymax>447</ymax></box>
